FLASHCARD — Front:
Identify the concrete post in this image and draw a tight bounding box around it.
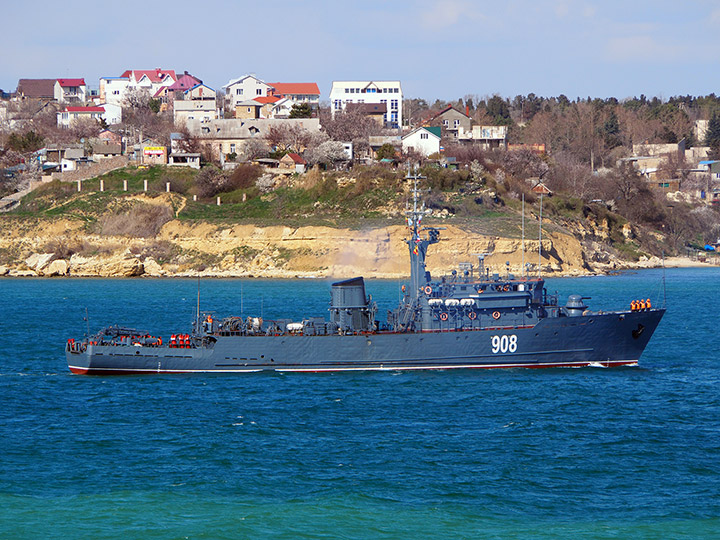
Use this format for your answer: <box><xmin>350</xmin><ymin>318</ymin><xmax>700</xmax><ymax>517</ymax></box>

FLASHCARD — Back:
<box><xmin>216</xmin><ymin>196</ymin><xmax>221</xmax><ymax>206</ymax></box>
<box><xmin>100</xmin><ymin>179</ymin><xmax>104</xmax><ymax>192</ymax></box>
<box><xmin>77</xmin><ymin>180</ymin><xmax>81</xmax><ymax>192</ymax></box>
<box><xmin>123</xmin><ymin>179</ymin><xmax>128</xmax><ymax>191</ymax></box>
<box><xmin>144</xmin><ymin>179</ymin><xmax>148</xmax><ymax>192</ymax></box>
<box><xmin>166</xmin><ymin>182</ymin><xmax>170</xmax><ymax>193</ymax></box>
<box><xmin>193</xmin><ymin>194</ymin><xmax>197</xmax><ymax>201</ymax></box>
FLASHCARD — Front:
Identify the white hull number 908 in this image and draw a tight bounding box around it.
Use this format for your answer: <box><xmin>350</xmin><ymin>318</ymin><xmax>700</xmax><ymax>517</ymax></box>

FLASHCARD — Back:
<box><xmin>491</xmin><ymin>334</ymin><xmax>518</xmax><ymax>354</ymax></box>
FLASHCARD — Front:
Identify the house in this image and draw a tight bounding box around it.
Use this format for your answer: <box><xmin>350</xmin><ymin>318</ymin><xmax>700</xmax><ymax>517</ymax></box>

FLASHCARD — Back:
<box><xmin>154</xmin><ymin>73</ymin><xmax>203</xmax><ymax>110</ymax></box>
<box><xmin>234</xmin><ymin>100</ymin><xmax>263</xmax><ymax>120</ymax></box>
<box><xmin>268</xmin><ymin>82</ymin><xmax>321</xmax><ymax>113</ymax></box>
<box><xmin>368</xmin><ymin>135</ymin><xmax>402</xmax><ymax>158</ymax></box>
<box><xmin>423</xmin><ymin>106</ymin><xmax>471</xmax><ymax>139</ymax></box>
<box><xmin>173</xmin><ymin>100</ymin><xmax>217</xmax><ymax>125</ymax></box>
<box><xmin>346</xmin><ymin>102</ymin><xmax>387</xmax><ymax>126</ymax></box>
<box><xmin>96</xmin><ymin>103</ymin><xmax>122</xmax><ymax>125</ymax></box>
<box><xmin>98</xmin><ymin>129</ymin><xmax>122</xmax><ymax>145</ymax></box>
<box><xmin>57</xmin><ymin>106</ymin><xmax>106</xmax><ymax>128</ymax></box>
<box><xmin>224</xmin><ymin>76</ymin><xmax>321</xmax><ymax>113</ymax></box>
<box><xmin>279</xmin><ymin>153</ymin><xmax>306</xmax><ymax>173</ymax></box>
<box><xmin>632</xmin><ymin>141</ymin><xmax>685</xmax><ymax>159</ymax></box>
<box><xmin>224</xmin><ymin>75</ymin><xmax>273</xmax><ymax>108</ymax></box>
<box><xmin>168</xmin><ymin>152</ymin><xmax>201</xmax><ymax>169</ymax></box>
<box><xmin>185</xmin><ymin>118</ymin><xmax>321</xmax><ymax>161</ymax></box>
<box><xmin>54</xmin><ymin>79</ymin><xmax>87</xmax><ymax>103</ymax></box>
<box><xmin>90</xmin><ymin>140</ymin><xmax>122</xmax><ymax>160</ymax></box>
<box><xmin>329</xmin><ymin>80</ymin><xmax>403</xmax><ymax>128</ymax></box>
<box><xmin>458</xmin><ymin>125</ymin><xmax>508</xmax><ymax>149</ymax></box>
<box><xmin>401</xmin><ymin>127</ymin><xmax>441</xmax><ymax>157</ymax></box>
<box><xmin>142</xmin><ymin>145</ymin><xmax>167</xmax><ymax>165</ymax></box>
<box><xmin>60</xmin><ymin>147</ymin><xmax>90</xmax><ymax>172</ymax></box>
<box><xmin>100</xmin><ymin>69</ymin><xmax>177</xmax><ymax>105</ymax></box>
<box><xmin>184</xmin><ymin>83</ymin><xmax>216</xmax><ymax>101</ymax></box>
<box><xmin>617</xmin><ymin>156</ymin><xmax>664</xmax><ymax>180</ymax></box>
<box><xmin>98</xmin><ymin>76</ymin><xmax>130</xmax><ymax>105</ymax></box>
<box><xmin>121</xmin><ymin>69</ymin><xmax>177</xmax><ymax>95</ymax></box>
<box><xmin>530</xmin><ymin>180</ymin><xmax>553</xmax><ymax>196</ymax></box>
<box><xmin>15</xmin><ymin>79</ymin><xmax>56</xmax><ymax>100</ymax></box>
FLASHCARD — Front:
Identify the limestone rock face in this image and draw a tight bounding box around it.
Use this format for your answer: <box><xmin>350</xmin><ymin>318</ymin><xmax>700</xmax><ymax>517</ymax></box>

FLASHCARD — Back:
<box><xmin>0</xmin><ymin>215</ymin><xmax>637</xmax><ymax>278</ymax></box>
<box><xmin>68</xmin><ymin>253</ymin><xmax>144</xmax><ymax>277</ymax></box>
<box><xmin>25</xmin><ymin>253</ymin><xmax>55</xmax><ymax>272</ymax></box>
<box><xmin>43</xmin><ymin>259</ymin><xmax>69</xmax><ymax>276</ymax></box>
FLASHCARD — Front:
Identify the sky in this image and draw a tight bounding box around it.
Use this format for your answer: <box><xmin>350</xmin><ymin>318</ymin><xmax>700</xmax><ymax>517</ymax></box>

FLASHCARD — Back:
<box><xmin>3</xmin><ymin>0</ymin><xmax>720</xmax><ymax>103</ymax></box>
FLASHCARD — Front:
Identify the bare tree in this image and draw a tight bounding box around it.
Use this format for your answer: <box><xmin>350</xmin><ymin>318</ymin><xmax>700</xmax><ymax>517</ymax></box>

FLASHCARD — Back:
<box><xmin>265</xmin><ymin>124</ymin><xmax>312</xmax><ymax>153</ymax></box>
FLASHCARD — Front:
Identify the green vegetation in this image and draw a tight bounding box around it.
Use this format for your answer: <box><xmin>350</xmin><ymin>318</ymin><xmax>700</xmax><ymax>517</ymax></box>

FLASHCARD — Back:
<box><xmin>5</xmin><ymin>161</ymin><xmax>714</xmax><ymax>262</ymax></box>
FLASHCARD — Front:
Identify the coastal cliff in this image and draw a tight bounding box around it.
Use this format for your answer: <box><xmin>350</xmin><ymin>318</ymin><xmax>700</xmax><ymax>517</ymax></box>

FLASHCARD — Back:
<box><xmin>0</xmin><ymin>216</ymin><xmax>603</xmax><ymax>278</ymax></box>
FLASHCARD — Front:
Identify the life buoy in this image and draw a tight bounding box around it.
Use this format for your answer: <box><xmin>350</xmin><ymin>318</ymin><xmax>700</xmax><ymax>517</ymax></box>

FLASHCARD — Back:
<box><xmin>492</xmin><ymin>311</ymin><xmax>501</xmax><ymax>320</ymax></box>
<box><xmin>468</xmin><ymin>311</ymin><xmax>477</xmax><ymax>320</ymax></box>
<box><xmin>439</xmin><ymin>312</ymin><xmax>449</xmax><ymax>321</ymax></box>
<box><xmin>424</xmin><ymin>286</ymin><xmax>432</xmax><ymax>295</ymax></box>
<box><xmin>503</xmin><ymin>284</ymin><xmax>510</xmax><ymax>292</ymax></box>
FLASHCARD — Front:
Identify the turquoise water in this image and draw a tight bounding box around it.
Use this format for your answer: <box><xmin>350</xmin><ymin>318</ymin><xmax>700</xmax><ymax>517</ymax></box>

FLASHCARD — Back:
<box><xmin>1</xmin><ymin>269</ymin><xmax>719</xmax><ymax>539</ymax></box>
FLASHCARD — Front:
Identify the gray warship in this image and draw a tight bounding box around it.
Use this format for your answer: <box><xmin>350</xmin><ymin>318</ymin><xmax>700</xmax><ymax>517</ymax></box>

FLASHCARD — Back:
<box><xmin>66</xmin><ymin>175</ymin><xmax>665</xmax><ymax>374</ymax></box>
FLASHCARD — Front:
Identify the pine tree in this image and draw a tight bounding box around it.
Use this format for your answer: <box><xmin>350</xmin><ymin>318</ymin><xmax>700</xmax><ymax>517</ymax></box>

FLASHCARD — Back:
<box><xmin>705</xmin><ymin>113</ymin><xmax>720</xmax><ymax>148</ymax></box>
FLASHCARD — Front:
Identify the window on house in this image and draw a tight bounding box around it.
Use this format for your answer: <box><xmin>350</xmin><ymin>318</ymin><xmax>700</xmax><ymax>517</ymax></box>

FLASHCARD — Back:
<box><xmin>391</xmin><ymin>100</ymin><xmax>398</xmax><ymax>110</ymax></box>
<box><xmin>454</xmin><ymin>119</ymin><xmax>460</xmax><ymax>128</ymax></box>
<box><xmin>236</xmin><ymin>89</ymin><xmax>242</xmax><ymax>95</ymax></box>
<box><xmin>334</xmin><ymin>100</ymin><xmax>342</xmax><ymax>110</ymax></box>
<box><xmin>230</xmin><ymin>144</ymin><xmax>235</xmax><ymax>153</ymax></box>
<box><xmin>443</xmin><ymin>120</ymin><xmax>449</xmax><ymax>127</ymax></box>
<box><xmin>345</xmin><ymin>88</ymin><xmax>349</xmax><ymax>93</ymax></box>
<box><xmin>257</xmin><ymin>89</ymin><xmax>262</xmax><ymax>95</ymax></box>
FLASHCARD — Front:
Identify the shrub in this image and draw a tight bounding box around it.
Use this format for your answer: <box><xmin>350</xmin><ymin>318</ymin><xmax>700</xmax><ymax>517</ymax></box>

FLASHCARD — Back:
<box><xmin>100</xmin><ymin>202</ymin><xmax>174</xmax><ymax>237</ymax></box>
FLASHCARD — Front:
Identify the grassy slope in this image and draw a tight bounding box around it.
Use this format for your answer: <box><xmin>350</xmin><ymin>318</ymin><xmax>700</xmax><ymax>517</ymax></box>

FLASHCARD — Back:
<box><xmin>4</xmin><ymin>165</ymin><xmax>645</xmax><ymax>260</ymax></box>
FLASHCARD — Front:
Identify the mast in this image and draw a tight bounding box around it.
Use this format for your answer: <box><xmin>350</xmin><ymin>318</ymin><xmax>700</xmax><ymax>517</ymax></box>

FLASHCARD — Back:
<box><xmin>405</xmin><ymin>172</ymin><xmax>439</xmax><ymax>300</ymax></box>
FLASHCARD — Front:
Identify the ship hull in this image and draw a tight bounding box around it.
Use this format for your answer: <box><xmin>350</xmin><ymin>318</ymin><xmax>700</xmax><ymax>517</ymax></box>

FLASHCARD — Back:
<box><xmin>67</xmin><ymin>309</ymin><xmax>664</xmax><ymax>375</ymax></box>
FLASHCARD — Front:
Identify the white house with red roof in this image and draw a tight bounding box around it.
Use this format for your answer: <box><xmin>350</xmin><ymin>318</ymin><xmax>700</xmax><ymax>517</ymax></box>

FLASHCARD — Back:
<box><xmin>268</xmin><ymin>82</ymin><xmax>320</xmax><ymax>111</ymax></box>
<box><xmin>224</xmin><ymin>75</ymin><xmax>273</xmax><ymax>107</ymax></box>
<box><xmin>56</xmin><ymin>104</ymin><xmax>122</xmax><ymax>128</ymax></box>
<box><xmin>100</xmin><ymin>69</ymin><xmax>177</xmax><ymax>106</ymax></box>
<box><xmin>224</xmin><ymin>76</ymin><xmax>320</xmax><ymax>113</ymax></box>
<box><xmin>54</xmin><ymin>79</ymin><xmax>87</xmax><ymax>103</ymax></box>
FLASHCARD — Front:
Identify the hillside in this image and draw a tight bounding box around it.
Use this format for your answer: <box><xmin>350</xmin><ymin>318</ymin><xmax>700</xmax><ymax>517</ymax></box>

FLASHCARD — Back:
<box><xmin>0</xmin><ymin>164</ymin><xmax>702</xmax><ymax>278</ymax></box>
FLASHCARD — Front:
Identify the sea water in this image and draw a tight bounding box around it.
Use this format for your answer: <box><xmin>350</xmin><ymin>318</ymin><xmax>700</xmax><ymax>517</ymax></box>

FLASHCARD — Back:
<box><xmin>0</xmin><ymin>269</ymin><xmax>718</xmax><ymax>539</ymax></box>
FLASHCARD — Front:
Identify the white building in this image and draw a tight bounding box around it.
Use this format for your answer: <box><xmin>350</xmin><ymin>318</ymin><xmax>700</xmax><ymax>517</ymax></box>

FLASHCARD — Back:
<box><xmin>56</xmin><ymin>104</ymin><xmax>122</xmax><ymax>128</ymax></box>
<box><xmin>402</xmin><ymin>127</ymin><xmax>441</xmax><ymax>157</ymax></box>
<box><xmin>98</xmin><ymin>77</ymin><xmax>129</xmax><ymax>105</ymax></box>
<box><xmin>329</xmin><ymin>80</ymin><xmax>402</xmax><ymax>129</ymax></box>
<box><xmin>173</xmin><ymin>100</ymin><xmax>218</xmax><ymax>126</ymax></box>
<box><xmin>224</xmin><ymin>75</ymin><xmax>273</xmax><ymax>108</ymax></box>
<box><xmin>54</xmin><ymin>79</ymin><xmax>87</xmax><ymax>103</ymax></box>
<box><xmin>100</xmin><ymin>69</ymin><xmax>177</xmax><ymax>106</ymax></box>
